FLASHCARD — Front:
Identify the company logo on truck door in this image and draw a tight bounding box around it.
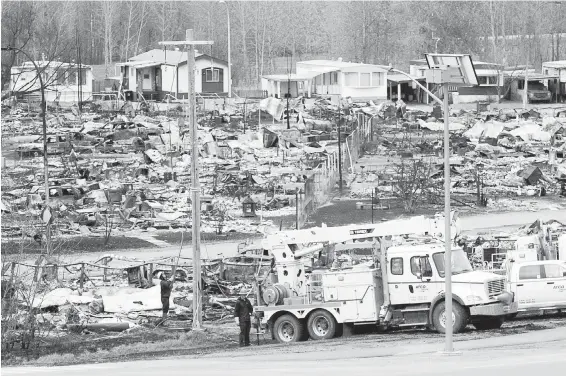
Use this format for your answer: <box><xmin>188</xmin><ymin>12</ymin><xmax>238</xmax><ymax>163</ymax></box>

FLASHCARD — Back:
<box><xmin>553</xmin><ymin>285</ymin><xmax>565</xmax><ymax>291</ymax></box>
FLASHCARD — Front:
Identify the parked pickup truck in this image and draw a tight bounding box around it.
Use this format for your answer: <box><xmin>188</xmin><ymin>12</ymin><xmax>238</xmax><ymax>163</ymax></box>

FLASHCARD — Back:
<box><xmin>526</xmin><ymin>81</ymin><xmax>553</xmax><ymax>103</ymax></box>
<box><xmin>506</xmin><ymin>260</ymin><xmax>566</xmax><ymax>315</ymax></box>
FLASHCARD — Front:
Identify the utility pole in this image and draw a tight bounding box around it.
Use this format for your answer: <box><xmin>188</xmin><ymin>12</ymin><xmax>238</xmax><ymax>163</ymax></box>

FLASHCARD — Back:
<box><xmin>76</xmin><ymin>28</ymin><xmax>83</xmax><ymax>116</ymax></box>
<box><xmin>337</xmin><ymin>100</ymin><xmax>343</xmax><ymax>195</ymax></box>
<box><xmin>295</xmin><ymin>188</ymin><xmax>300</xmax><ymax>230</ymax></box>
<box><xmin>523</xmin><ymin>57</ymin><xmax>529</xmax><ymax>109</ymax></box>
<box><xmin>286</xmin><ymin>76</ymin><xmax>291</xmax><ymax>129</ymax></box>
<box><xmin>243</xmin><ymin>98</ymin><xmax>247</xmax><ymax>133</ymax></box>
<box><xmin>371</xmin><ymin>188</ymin><xmax>375</xmax><ymax>224</ymax></box>
<box><xmin>159</xmin><ymin>31</ymin><xmax>213</xmax><ymax>331</ymax></box>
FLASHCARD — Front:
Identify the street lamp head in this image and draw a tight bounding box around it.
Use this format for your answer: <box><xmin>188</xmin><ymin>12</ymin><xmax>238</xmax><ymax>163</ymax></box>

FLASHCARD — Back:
<box><xmin>1</xmin><ymin>46</ymin><xmax>15</xmax><ymax>51</ymax></box>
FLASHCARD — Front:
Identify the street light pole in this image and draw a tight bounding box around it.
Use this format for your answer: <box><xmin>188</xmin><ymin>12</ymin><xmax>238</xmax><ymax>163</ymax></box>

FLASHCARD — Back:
<box><xmin>390</xmin><ymin>58</ymin><xmax>478</xmax><ymax>353</ymax></box>
<box><xmin>2</xmin><ymin>46</ymin><xmax>50</xmax><ymax>255</ymax></box>
<box><xmin>220</xmin><ymin>1</ymin><xmax>231</xmax><ymax>98</ymax></box>
<box><xmin>442</xmin><ymin>82</ymin><xmax>453</xmax><ymax>352</ymax></box>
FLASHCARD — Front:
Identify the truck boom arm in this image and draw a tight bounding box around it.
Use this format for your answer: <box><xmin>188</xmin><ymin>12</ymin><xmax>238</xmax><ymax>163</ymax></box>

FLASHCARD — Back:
<box><xmin>264</xmin><ymin>211</ymin><xmax>460</xmax><ymax>262</ymax></box>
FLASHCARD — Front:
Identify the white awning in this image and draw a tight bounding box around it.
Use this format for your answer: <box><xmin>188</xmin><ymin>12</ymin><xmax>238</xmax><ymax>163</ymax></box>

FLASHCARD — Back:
<box><xmin>116</xmin><ymin>61</ymin><xmax>162</xmax><ymax>69</ymax></box>
<box><xmin>262</xmin><ymin>67</ymin><xmax>338</xmax><ymax>82</ymax></box>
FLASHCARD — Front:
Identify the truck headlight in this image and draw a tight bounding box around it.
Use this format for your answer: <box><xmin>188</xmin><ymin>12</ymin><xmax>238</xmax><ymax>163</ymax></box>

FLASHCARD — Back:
<box><xmin>466</xmin><ymin>295</ymin><xmax>484</xmax><ymax>303</ymax></box>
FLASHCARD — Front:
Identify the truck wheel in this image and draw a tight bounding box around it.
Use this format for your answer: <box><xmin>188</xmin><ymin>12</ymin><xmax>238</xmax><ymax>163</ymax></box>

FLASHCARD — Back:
<box><xmin>472</xmin><ymin>317</ymin><xmax>504</xmax><ymax>330</ymax></box>
<box><xmin>273</xmin><ymin>314</ymin><xmax>305</xmax><ymax>343</ymax></box>
<box><xmin>432</xmin><ymin>301</ymin><xmax>469</xmax><ymax>334</ymax></box>
<box><xmin>307</xmin><ymin>309</ymin><xmax>337</xmax><ymax>340</ymax></box>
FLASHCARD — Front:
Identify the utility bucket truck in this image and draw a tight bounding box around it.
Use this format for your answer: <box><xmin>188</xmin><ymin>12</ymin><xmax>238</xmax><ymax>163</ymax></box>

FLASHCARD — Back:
<box><xmin>254</xmin><ymin>212</ymin><xmax>517</xmax><ymax>343</ymax></box>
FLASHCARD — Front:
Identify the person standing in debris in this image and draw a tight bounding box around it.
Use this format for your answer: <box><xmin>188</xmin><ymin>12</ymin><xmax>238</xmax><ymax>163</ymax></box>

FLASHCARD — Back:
<box><xmin>160</xmin><ymin>272</ymin><xmax>174</xmax><ymax>321</ymax></box>
<box><xmin>234</xmin><ymin>296</ymin><xmax>254</xmax><ymax>347</ymax></box>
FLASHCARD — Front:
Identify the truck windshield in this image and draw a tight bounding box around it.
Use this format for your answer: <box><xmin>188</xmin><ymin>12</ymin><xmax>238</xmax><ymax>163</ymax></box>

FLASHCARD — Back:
<box><xmin>528</xmin><ymin>82</ymin><xmax>546</xmax><ymax>90</ymax></box>
<box><xmin>432</xmin><ymin>250</ymin><xmax>473</xmax><ymax>277</ymax></box>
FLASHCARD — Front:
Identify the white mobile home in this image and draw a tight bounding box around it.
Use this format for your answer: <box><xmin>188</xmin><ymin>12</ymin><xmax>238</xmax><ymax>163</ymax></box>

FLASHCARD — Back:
<box><xmin>542</xmin><ymin>60</ymin><xmax>566</xmax><ymax>102</ymax></box>
<box><xmin>10</xmin><ymin>61</ymin><xmax>93</xmax><ymax>103</ymax></box>
<box><xmin>262</xmin><ymin>59</ymin><xmax>388</xmax><ymax>102</ymax></box>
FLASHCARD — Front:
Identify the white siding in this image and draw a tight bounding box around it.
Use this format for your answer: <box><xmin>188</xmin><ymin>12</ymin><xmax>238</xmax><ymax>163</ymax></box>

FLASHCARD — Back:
<box><xmin>10</xmin><ymin>64</ymin><xmax>93</xmax><ymax>103</ymax></box>
<box><xmin>177</xmin><ymin>64</ymin><xmax>189</xmax><ymax>94</ymax></box>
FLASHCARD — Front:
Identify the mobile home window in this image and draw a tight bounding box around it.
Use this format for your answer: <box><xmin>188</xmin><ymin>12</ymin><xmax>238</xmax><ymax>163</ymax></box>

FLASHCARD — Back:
<box><xmin>330</xmin><ymin>72</ymin><xmax>338</xmax><ymax>84</ymax></box>
<box><xmin>56</xmin><ymin>70</ymin><xmax>66</xmax><ymax>85</ymax></box>
<box><xmin>344</xmin><ymin>72</ymin><xmax>358</xmax><ymax>87</ymax></box>
<box><xmin>205</xmin><ymin>68</ymin><xmax>220</xmax><ymax>82</ymax></box>
<box><xmin>371</xmin><ymin>72</ymin><xmax>383</xmax><ymax>86</ymax></box>
<box><xmin>360</xmin><ymin>73</ymin><xmax>371</xmax><ymax>87</ymax></box>
<box><xmin>486</xmin><ymin>75</ymin><xmax>498</xmax><ymax>85</ymax></box>
<box><xmin>518</xmin><ymin>79</ymin><xmax>525</xmax><ymax>90</ymax></box>
<box><xmin>519</xmin><ymin>265</ymin><xmax>542</xmax><ymax>280</ymax></box>
<box><xmin>390</xmin><ymin>257</ymin><xmax>403</xmax><ymax>275</ymax></box>
<box><xmin>68</xmin><ymin>70</ymin><xmax>77</xmax><ymax>85</ymax></box>
<box><xmin>79</xmin><ymin>69</ymin><xmax>87</xmax><ymax>85</ymax></box>
<box><xmin>478</xmin><ymin>76</ymin><xmax>488</xmax><ymax>85</ymax></box>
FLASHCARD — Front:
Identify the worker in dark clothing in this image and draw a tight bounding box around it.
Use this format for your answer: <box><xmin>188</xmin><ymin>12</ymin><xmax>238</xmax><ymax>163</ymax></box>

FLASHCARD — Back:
<box><xmin>160</xmin><ymin>272</ymin><xmax>174</xmax><ymax>321</ymax></box>
<box><xmin>234</xmin><ymin>296</ymin><xmax>253</xmax><ymax>347</ymax></box>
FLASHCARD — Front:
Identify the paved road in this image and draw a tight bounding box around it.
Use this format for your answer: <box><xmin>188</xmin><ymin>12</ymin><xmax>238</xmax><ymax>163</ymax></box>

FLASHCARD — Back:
<box><xmin>4</xmin><ymin>327</ymin><xmax>566</xmax><ymax>375</ymax></box>
<box><xmin>459</xmin><ymin>208</ymin><xmax>566</xmax><ymax>233</ymax></box>
<box><xmin>12</xmin><ymin>208</ymin><xmax>565</xmax><ymax>265</ymax></box>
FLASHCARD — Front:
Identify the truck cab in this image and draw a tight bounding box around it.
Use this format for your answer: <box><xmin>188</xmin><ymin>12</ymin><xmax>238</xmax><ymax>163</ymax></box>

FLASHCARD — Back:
<box><xmin>384</xmin><ymin>242</ymin><xmax>515</xmax><ymax>333</ymax></box>
<box><xmin>506</xmin><ymin>260</ymin><xmax>566</xmax><ymax>313</ymax></box>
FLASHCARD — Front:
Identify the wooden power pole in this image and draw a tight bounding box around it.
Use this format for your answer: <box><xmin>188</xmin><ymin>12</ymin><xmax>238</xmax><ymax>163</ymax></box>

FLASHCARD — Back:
<box><xmin>159</xmin><ymin>30</ymin><xmax>213</xmax><ymax>330</ymax></box>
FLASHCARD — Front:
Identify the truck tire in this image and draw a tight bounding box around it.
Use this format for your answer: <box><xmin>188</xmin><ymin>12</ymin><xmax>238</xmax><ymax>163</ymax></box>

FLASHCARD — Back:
<box><xmin>472</xmin><ymin>317</ymin><xmax>504</xmax><ymax>330</ymax></box>
<box><xmin>273</xmin><ymin>314</ymin><xmax>305</xmax><ymax>343</ymax></box>
<box><xmin>307</xmin><ymin>309</ymin><xmax>337</xmax><ymax>340</ymax></box>
<box><xmin>432</xmin><ymin>301</ymin><xmax>469</xmax><ymax>334</ymax></box>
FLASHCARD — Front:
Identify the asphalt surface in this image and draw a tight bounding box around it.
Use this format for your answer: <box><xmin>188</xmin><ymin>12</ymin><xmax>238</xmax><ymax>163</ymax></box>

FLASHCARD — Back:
<box><xmin>5</xmin><ymin>327</ymin><xmax>566</xmax><ymax>375</ymax></box>
<box><xmin>9</xmin><ymin>208</ymin><xmax>566</xmax><ymax>265</ymax></box>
